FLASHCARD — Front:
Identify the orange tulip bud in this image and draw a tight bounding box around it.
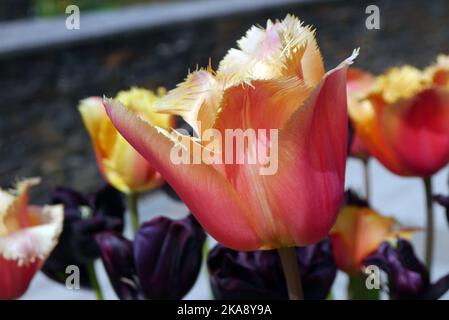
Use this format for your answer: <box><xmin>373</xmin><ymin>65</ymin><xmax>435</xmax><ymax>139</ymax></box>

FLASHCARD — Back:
<box><xmin>330</xmin><ymin>201</ymin><xmax>416</xmax><ymax>274</ymax></box>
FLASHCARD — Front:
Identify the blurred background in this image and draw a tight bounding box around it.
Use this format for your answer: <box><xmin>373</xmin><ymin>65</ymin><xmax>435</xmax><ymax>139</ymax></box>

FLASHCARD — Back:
<box><xmin>0</xmin><ymin>0</ymin><xmax>448</xmax><ymax>299</ymax></box>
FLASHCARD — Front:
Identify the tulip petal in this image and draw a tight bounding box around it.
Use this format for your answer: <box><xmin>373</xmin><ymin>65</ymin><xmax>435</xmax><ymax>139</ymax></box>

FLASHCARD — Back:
<box><xmin>134</xmin><ymin>216</ymin><xmax>206</xmax><ymax>299</ymax></box>
<box><xmin>349</xmin><ymin>94</ymin><xmax>409</xmax><ymax>175</ymax></box>
<box><xmin>96</xmin><ymin>232</ymin><xmax>140</xmax><ymax>300</ymax></box>
<box><xmin>269</xmin><ymin>59</ymin><xmax>353</xmax><ymax>246</ymax></box>
<box><xmin>279</xmin><ymin>15</ymin><xmax>324</xmax><ymax>86</ymax></box>
<box><xmin>0</xmin><ymin>257</ymin><xmax>40</xmax><ymax>300</ymax></box>
<box><xmin>209</xmin><ymin>53</ymin><xmax>355</xmax><ymax>248</ymax></box>
<box><xmin>347</xmin><ymin>68</ymin><xmax>375</xmax><ymax>94</ymax></box>
<box><xmin>0</xmin><ymin>205</ymin><xmax>63</xmax><ymax>299</ymax></box>
<box><xmin>208</xmin><ymin>239</ymin><xmax>335</xmax><ymax>300</ymax></box>
<box><xmin>79</xmin><ymin>97</ymin><xmax>112</xmax><ymax>178</ymax></box>
<box><xmin>217</xmin><ymin>14</ymin><xmax>324</xmax><ymax>87</ymax></box>
<box><xmin>105</xmin><ymin>134</ymin><xmax>164</xmax><ymax>193</ymax></box>
<box><xmin>211</xmin><ymin>78</ymin><xmax>312</xmax><ymax>247</ymax></box>
<box><xmin>0</xmin><ymin>178</ymin><xmax>41</xmax><ymax>235</ymax></box>
<box><xmin>422</xmin><ymin>273</ymin><xmax>449</xmax><ymax>300</ymax></box>
<box><xmin>217</xmin><ymin>20</ymin><xmax>283</xmax><ymax>85</ymax></box>
<box><xmin>215</xmin><ymin>77</ymin><xmax>312</xmax><ymax>131</ymax></box>
<box><xmin>331</xmin><ymin>204</ymin><xmax>417</xmax><ymax>274</ymax></box>
<box><xmin>434</xmin><ymin>194</ymin><xmax>449</xmax><ymax>227</ymax></box>
<box><xmin>89</xmin><ymin>184</ymin><xmax>126</xmax><ymax>222</ymax></box>
<box><xmin>211</xmin><ymin>54</ymin><xmax>354</xmax><ymax>247</ymax></box>
<box><xmin>0</xmin><ymin>205</ymin><xmax>63</xmax><ymax>264</ymax></box>
<box><xmin>154</xmin><ymin>69</ymin><xmax>223</xmax><ymax>135</ymax></box>
<box><xmin>104</xmin><ymin>99</ymin><xmax>261</xmax><ymax>250</ymax></box>
<box><xmin>381</xmin><ymin>88</ymin><xmax>449</xmax><ymax>176</ymax></box>
<box><xmin>115</xmin><ymin>87</ymin><xmax>173</xmax><ymax>128</ymax></box>
<box><xmin>80</xmin><ymin>96</ymin><xmax>166</xmax><ymax>193</ymax></box>
<box><xmin>330</xmin><ymin>206</ymin><xmax>395</xmax><ymax>273</ymax></box>
<box><xmin>44</xmin><ymin>185</ymin><xmax>124</xmax><ymax>288</ymax></box>
<box><xmin>364</xmin><ymin>240</ymin><xmax>428</xmax><ymax>299</ymax></box>
<box><xmin>50</xmin><ymin>186</ymin><xmax>88</xmax><ymax>209</ymax></box>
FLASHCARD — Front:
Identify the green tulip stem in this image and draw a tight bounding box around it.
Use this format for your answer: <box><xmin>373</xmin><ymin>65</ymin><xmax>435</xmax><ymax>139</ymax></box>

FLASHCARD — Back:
<box><xmin>423</xmin><ymin>177</ymin><xmax>434</xmax><ymax>273</ymax></box>
<box><xmin>362</xmin><ymin>159</ymin><xmax>371</xmax><ymax>203</ymax></box>
<box><xmin>278</xmin><ymin>247</ymin><xmax>304</xmax><ymax>300</ymax></box>
<box><xmin>128</xmin><ymin>192</ymin><xmax>139</xmax><ymax>235</ymax></box>
<box><xmin>87</xmin><ymin>261</ymin><xmax>104</xmax><ymax>300</ymax></box>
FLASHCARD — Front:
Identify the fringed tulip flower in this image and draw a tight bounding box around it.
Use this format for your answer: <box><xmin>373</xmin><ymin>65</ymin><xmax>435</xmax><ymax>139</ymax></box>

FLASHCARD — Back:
<box><xmin>208</xmin><ymin>239</ymin><xmax>336</xmax><ymax>300</ymax></box>
<box><xmin>330</xmin><ymin>190</ymin><xmax>415</xmax><ymax>274</ymax></box>
<box><xmin>103</xmin><ymin>15</ymin><xmax>357</xmax><ymax>250</ymax></box>
<box><xmin>79</xmin><ymin>88</ymin><xmax>175</xmax><ymax>193</ymax></box>
<box><xmin>0</xmin><ymin>178</ymin><xmax>63</xmax><ymax>300</ymax></box>
<box><xmin>365</xmin><ymin>239</ymin><xmax>449</xmax><ymax>300</ymax></box>
<box><xmin>43</xmin><ymin>184</ymin><xmax>124</xmax><ymax>287</ymax></box>
<box><xmin>96</xmin><ymin>215</ymin><xmax>206</xmax><ymax>300</ymax></box>
<box><xmin>349</xmin><ymin>57</ymin><xmax>449</xmax><ymax>177</ymax></box>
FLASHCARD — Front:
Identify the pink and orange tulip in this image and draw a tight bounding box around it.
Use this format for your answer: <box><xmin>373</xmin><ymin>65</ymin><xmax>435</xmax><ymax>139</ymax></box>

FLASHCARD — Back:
<box><xmin>79</xmin><ymin>88</ymin><xmax>175</xmax><ymax>193</ymax></box>
<box><xmin>349</xmin><ymin>57</ymin><xmax>449</xmax><ymax>177</ymax></box>
<box><xmin>330</xmin><ymin>203</ymin><xmax>415</xmax><ymax>274</ymax></box>
<box><xmin>0</xmin><ymin>178</ymin><xmax>63</xmax><ymax>299</ymax></box>
<box><xmin>104</xmin><ymin>15</ymin><xmax>357</xmax><ymax>251</ymax></box>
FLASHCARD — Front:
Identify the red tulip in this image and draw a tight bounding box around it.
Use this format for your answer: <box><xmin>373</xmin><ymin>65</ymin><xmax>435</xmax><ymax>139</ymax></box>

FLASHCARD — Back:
<box><xmin>0</xmin><ymin>178</ymin><xmax>63</xmax><ymax>299</ymax></box>
<box><xmin>104</xmin><ymin>15</ymin><xmax>356</xmax><ymax>251</ymax></box>
<box><xmin>349</xmin><ymin>57</ymin><xmax>449</xmax><ymax>176</ymax></box>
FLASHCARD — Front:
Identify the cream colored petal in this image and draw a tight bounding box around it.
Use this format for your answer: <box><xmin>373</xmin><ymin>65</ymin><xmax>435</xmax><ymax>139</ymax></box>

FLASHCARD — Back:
<box><xmin>0</xmin><ymin>178</ymin><xmax>41</xmax><ymax>237</ymax></box>
<box><xmin>154</xmin><ymin>69</ymin><xmax>223</xmax><ymax>135</ymax></box>
<box><xmin>371</xmin><ymin>65</ymin><xmax>428</xmax><ymax>104</ymax></box>
<box><xmin>156</xmin><ymin>15</ymin><xmax>325</xmax><ymax>135</ymax></box>
<box><xmin>217</xmin><ymin>20</ymin><xmax>284</xmax><ymax>85</ymax></box>
<box><xmin>278</xmin><ymin>14</ymin><xmax>324</xmax><ymax>86</ymax></box>
<box><xmin>0</xmin><ymin>191</ymin><xmax>14</xmax><ymax>217</ymax></box>
<box><xmin>217</xmin><ymin>14</ymin><xmax>322</xmax><ymax>87</ymax></box>
<box><xmin>0</xmin><ymin>205</ymin><xmax>63</xmax><ymax>266</ymax></box>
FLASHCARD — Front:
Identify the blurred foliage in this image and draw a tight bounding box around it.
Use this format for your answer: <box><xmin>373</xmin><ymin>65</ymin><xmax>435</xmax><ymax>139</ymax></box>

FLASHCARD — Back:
<box><xmin>33</xmin><ymin>0</ymin><xmax>175</xmax><ymax>17</ymax></box>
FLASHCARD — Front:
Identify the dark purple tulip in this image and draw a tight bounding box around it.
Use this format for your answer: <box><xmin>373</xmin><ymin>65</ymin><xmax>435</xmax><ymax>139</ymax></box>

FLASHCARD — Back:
<box><xmin>348</xmin><ymin>119</ymin><xmax>355</xmax><ymax>156</ymax></box>
<box><xmin>95</xmin><ymin>233</ymin><xmax>143</xmax><ymax>300</ymax></box>
<box><xmin>364</xmin><ymin>239</ymin><xmax>449</xmax><ymax>300</ymax></box>
<box><xmin>208</xmin><ymin>239</ymin><xmax>336</xmax><ymax>300</ymax></box>
<box><xmin>43</xmin><ymin>184</ymin><xmax>124</xmax><ymax>287</ymax></box>
<box><xmin>96</xmin><ymin>215</ymin><xmax>206</xmax><ymax>300</ymax></box>
<box><xmin>434</xmin><ymin>194</ymin><xmax>449</xmax><ymax>227</ymax></box>
<box><xmin>344</xmin><ymin>189</ymin><xmax>369</xmax><ymax>207</ymax></box>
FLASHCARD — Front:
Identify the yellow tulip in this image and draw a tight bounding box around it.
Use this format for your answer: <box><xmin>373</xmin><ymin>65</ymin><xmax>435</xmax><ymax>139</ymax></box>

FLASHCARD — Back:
<box><xmin>79</xmin><ymin>88</ymin><xmax>175</xmax><ymax>193</ymax></box>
